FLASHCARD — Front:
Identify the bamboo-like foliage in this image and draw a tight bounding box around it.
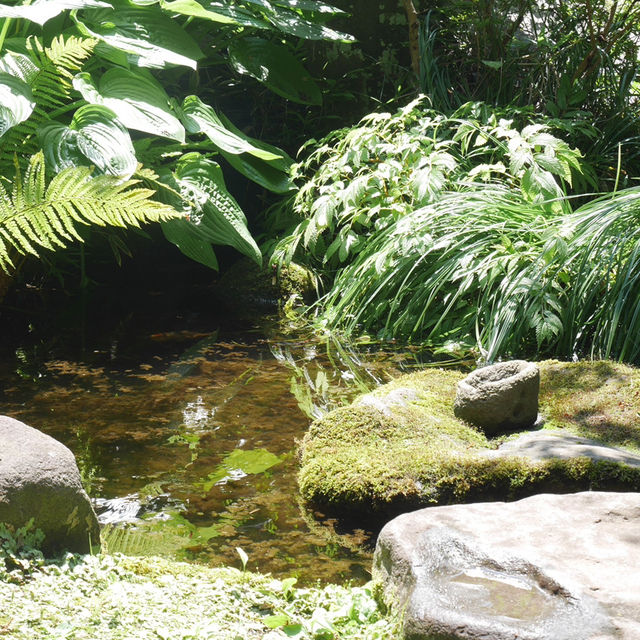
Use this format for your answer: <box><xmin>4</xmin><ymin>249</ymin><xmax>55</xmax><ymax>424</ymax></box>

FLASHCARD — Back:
<box><xmin>0</xmin><ymin>152</ymin><xmax>177</xmax><ymax>272</ymax></box>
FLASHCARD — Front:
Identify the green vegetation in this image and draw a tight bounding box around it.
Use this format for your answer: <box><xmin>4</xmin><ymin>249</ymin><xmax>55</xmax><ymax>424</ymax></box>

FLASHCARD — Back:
<box><xmin>0</xmin><ymin>0</ymin><xmax>353</xmax><ymax>286</ymax></box>
<box><xmin>298</xmin><ymin>361</ymin><xmax>640</xmax><ymax>521</ymax></box>
<box><xmin>0</xmin><ymin>551</ymin><xmax>399</xmax><ymax>639</ymax></box>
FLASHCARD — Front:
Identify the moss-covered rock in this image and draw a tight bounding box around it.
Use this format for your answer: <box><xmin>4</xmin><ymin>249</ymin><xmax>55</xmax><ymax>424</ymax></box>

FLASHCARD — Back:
<box><xmin>298</xmin><ymin>361</ymin><xmax>640</xmax><ymax>526</ymax></box>
<box><xmin>216</xmin><ymin>257</ymin><xmax>316</xmax><ymax>311</ymax></box>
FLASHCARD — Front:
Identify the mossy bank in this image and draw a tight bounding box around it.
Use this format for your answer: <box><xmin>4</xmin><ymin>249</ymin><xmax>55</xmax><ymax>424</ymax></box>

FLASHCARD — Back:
<box><xmin>298</xmin><ymin>360</ymin><xmax>640</xmax><ymax>525</ymax></box>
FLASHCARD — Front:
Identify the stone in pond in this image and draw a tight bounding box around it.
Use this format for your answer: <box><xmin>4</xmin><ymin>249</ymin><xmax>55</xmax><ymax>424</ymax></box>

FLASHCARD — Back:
<box><xmin>0</xmin><ymin>415</ymin><xmax>100</xmax><ymax>555</ymax></box>
<box><xmin>454</xmin><ymin>360</ymin><xmax>539</xmax><ymax>434</ymax></box>
<box><xmin>373</xmin><ymin>491</ymin><xmax>640</xmax><ymax>640</ymax></box>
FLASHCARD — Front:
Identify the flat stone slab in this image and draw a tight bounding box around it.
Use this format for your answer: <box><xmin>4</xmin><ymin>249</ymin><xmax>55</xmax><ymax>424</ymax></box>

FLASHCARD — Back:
<box><xmin>373</xmin><ymin>492</ymin><xmax>640</xmax><ymax>640</ymax></box>
<box><xmin>483</xmin><ymin>431</ymin><xmax>640</xmax><ymax>467</ymax></box>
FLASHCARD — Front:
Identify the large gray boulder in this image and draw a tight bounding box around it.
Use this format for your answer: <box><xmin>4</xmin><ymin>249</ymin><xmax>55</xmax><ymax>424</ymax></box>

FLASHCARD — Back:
<box><xmin>373</xmin><ymin>492</ymin><xmax>640</xmax><ymax>640</ymax></box>
<box><xmin>0</xmin><ymin>416</ymin><xmax>100</xmax><ymax>555</ymax></box>
<box><xmin>454</xmin><ymin>360</ymin><xmax>540</xmax><ymax>434</ymax></box>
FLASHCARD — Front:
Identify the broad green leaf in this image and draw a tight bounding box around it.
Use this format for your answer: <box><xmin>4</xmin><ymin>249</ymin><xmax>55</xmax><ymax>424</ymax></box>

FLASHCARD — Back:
<box><xmin>254</xmin><ymin>1</ymin><xmax>354</xmax><ymax>40</ymax></box>
<box><xmin>39</xmin><ymin>105</ymin><xmax>137</xmax><ymax>178</ymax></box>
<box><xmin>159</xmin><ymin>0</ymin><xmax>240</xmax><ymax>23</ymax></box>
<box><xmin>270</xmin><ymin>0</ymin><xmax>345</xmax><ymax>14</ymax></box>
<box><xmin>228</xmin><ymin>37</ymin><xmax>322</xmax><ymax>105</ymax></box>
<box><xmin>206</xmin><ymin>1</ymin><xmax>271</xmax><ymax>28</ymax></box>
<box><xmin>0</xmin><ymin>0</ymin><xmax>111</xmax><ymax>25</ymax></box>
<box><xmin>264</xmin><ymin>614</ymin><xmax>290</xmax><ymax>629</ymax></box>
<box><xmin>73</xmin><ymin>69</ymin><xmax>185</xmax><ymax>142</ymax></box>
<box><xmin>0</xmin><ymin>72</ymin><xmax>35</xmax><ymax>138</ymax></box>
<box><xmin>172</xmin><ymin>153</ymin><xmax>261</xmax><ymax>264</ymax></box>
<box><xmin>181</xmin><ymin>95</ymin><xmax>282</xmax><ymax>159</ymax></box>
<box><xmin>161</xmin><ymin>218</ymin><xmax>219</xmax><ymax>270</ymax></box>
<box><xmin>74</xmin><ymin>5</ymin><xmax>202</xmax><ymax>69</ymax></box>
<box><xmin>0</xmin><ymin>51</ymin><xmax>39</xmax><ymax>84</ymax></box>
<box><xmin>217</xmin><ymin>111</ymin><xmax>293</xmax><ymax>192</ymax></box>
<box><xmin>221</xmin><ymin>150</ymin><xmax>293</xmax><ymax>193</ymax></box>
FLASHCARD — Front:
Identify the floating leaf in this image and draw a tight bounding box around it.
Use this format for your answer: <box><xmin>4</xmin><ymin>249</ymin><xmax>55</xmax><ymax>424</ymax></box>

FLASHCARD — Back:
<box><xmin>200</xmin><ymin>447</ymin><xmax>281</xmax><ymax>492</ymax></box>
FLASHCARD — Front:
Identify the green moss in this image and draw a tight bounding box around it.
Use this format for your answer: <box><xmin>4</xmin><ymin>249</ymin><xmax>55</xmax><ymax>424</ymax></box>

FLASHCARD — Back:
<box><xmin>299</xmin><ymin>361</ymin><xmax>640</xmax><ymax>523</ymax></box>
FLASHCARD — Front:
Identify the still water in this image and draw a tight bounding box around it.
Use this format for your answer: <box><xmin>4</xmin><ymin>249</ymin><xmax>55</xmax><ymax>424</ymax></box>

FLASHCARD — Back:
<box><xmin>0</xmin><ymin>281</ymin><xmax>418</xmax><ymax>584</ymax></box>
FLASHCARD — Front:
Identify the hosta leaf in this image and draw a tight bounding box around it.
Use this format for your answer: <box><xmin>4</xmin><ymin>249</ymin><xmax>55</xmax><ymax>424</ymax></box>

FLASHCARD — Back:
<box><xmin>270</xmin><ymin>0</ymin><xmax>345</xmax><ymax>14</ymax></box>
<box><xmin>159</xmin><ymin>0</ymin><xmax>241</xmax><ymax>23</ymax></box>
<box><xmin>228</xmin><ymin>37</ymin><xmax>321</xmax><ymax>105</ymax></box>
<box><xmin>181</xmin><ymin>96</ymin><xmax>282</xmax><ymax>159</ymax></box>
<box><xmin>0</xmin><ymin>0</ymin><xmax>111</xmax><ymax>25</ymax></box>
<box><xmin>217</xmin><ymin>111</ymin><xmax>293</xmax><ymax>192</ymax></box>
<box><xmin>252</xmin><ymin>1</ymin><xmax>354</xmax><ymax>40</ymax></box>
<box><xmin>0</xmin><ymin>72</ymin><xmax>35</xmax><ymax>138</ymax></box>
<box><xmin>203</xmin><ymin>2</ymin><xmax>271</xmax><ymax>28</ymax></box>
<box><xmin>170</xmin><ymin>153</ymin><xmax>261</xmax><ymax>264</ymax></box>
<box><xmin>39</xmin><ymin>104</ymin><xmax>137</xmax><ymax>178</ymax></box>
<box><xmin>74</xmin><ymin>5</ymin><xmax>202</xmax><ymax>69</ymax></box>
<box><xmin>73</xmin><ymin>68</ymin><xmax>185</xmax><ymax>142</ymax></box>
<box><xmin>162</xmin><ymin>218</ymin><xmax>219</xmax><ymax>270</ymax></box>
<box><xmin>0</xmin><ymin>51</ymin><xmax>39</xmax><ymax>83</ymax></box>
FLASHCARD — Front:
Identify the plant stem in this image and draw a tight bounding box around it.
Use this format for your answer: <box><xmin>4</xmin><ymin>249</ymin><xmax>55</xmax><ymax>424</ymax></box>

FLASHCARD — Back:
<box><xmin>0</xmin><ymin>18</ymin><xmax>12</xmax><ymax>53</ymax></box>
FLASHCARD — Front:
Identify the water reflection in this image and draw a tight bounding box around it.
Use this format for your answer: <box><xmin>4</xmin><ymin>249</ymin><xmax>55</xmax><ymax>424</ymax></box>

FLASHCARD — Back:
<box><xmin>0</xmin><ymin>301</ymin><xmax>424</xmax><ymax>584</ymax></box>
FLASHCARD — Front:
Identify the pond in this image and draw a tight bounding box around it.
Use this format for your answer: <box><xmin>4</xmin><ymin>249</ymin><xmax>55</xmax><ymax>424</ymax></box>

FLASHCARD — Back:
<box><xmin>0</xmin><ymin>275</ymin><xmax>427</xmax><ymax>585</ymax></box>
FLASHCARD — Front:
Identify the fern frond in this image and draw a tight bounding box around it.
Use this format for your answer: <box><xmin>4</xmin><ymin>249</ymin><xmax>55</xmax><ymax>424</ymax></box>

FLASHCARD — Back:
<box><xmin>0</xmin><ymin>153</ymin><xmax>179</xmax><ymax>272</ymax></box>
<box><xmin>0</xmin><ymin>36</ymin><xmax>96</xmax><ymax>164</ymax></box>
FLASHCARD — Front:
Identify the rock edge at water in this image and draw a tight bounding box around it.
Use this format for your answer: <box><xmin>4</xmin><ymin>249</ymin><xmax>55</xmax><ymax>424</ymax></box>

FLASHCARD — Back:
<box><xmin>0</xmin><ymin>415</ymin><xmax>100</xmax><ymax>555</ymax></box>
<box><xmin>372</xmin><ymin>491</ymin><xmax>640</xmax><ymax>640</ymax></box>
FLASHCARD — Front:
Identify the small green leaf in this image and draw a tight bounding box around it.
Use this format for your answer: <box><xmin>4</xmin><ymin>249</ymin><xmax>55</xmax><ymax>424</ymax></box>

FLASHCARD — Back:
<box><xmin>235</xmin><ymin>546</ymin><xmax>249</xmax><ymax>571</ymax></box>
<box><xmin>263</xmin><ymin>613</ymin><xmax>290</xmax><ymax>629</ymax></box>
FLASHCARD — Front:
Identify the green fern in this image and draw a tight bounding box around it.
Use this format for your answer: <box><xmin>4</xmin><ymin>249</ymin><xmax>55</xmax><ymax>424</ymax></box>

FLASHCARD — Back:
<box><xmin>0</xmin><ymin>152</ymin><xmax>179</xmax><ymax>272</ymax></box>
<box><xmin>0</xmin><ymin>36</ymin><xmax>96</xmax><ymax>164</ymax></box>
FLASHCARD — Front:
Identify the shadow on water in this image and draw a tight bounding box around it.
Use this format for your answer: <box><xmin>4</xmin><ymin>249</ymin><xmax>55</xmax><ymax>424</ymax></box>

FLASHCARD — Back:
<box><xmin>0</xmin><ymin>274</ymin><xmax>429</xmax><ymax>584</ymax></box>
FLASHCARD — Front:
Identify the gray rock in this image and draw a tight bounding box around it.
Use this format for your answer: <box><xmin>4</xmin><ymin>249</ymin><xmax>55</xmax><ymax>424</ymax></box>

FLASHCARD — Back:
<box><xmin>373</xmin><ymin>492</ymin><xmax>640</xmax><ymax>640</ymax></box>
<box><xmin>482</xmin><ymin>431</ymin><xmax>640</xmax><ymax>467</ymax></box>
<box><xmin>0</xmin><ymin>416</ymin><xmax>100</xmax><ymax>555</ymax></box>
<box><xmin>454</xmin><ymin>360</ymin><xmax>540</xmax><ymax>434</ymax></box>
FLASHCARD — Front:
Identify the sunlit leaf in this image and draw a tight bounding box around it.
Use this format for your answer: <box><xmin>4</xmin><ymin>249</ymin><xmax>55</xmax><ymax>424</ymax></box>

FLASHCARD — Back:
<box><xmin>73</xmin><ymin>68</ymin><xmax>185</xmax><ymax>142</ymax></box>
<box><xmin>181</xmin><ymin>96</ymin><xmax>282</xmax><ymax>159</ymax></box>
<box><xmin>167</xmin><ymin>153</ymin><xmax>262</xmax><ymax>264</ymax></box>
<box><xmin>74</xmin><ymin>4</ymin><xmax>202</xmax><ymax>69</ymax></box>
<box><xmin>39</xmin><ymin>104</ymin><xmax>137</xmax><ymax>178</ymax></box>
<box><xmin>0</xmin><ymin>72</ymin><xmax>35</xmax><ymax>138</ymax></box>
<box><xmin>0</xmin><ymin>0</ymin><xmax>111</xmax><ymax>25</ymax></box>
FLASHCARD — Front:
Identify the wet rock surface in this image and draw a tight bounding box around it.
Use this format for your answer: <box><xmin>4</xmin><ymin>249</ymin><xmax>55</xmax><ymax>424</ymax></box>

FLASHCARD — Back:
<box><xmin>454</xmin><ymin>360</ymin><xmax>540</xmax><ymax>434</ymax></box>
<box><xmin>0</xmin><ymin>416</ymin><xmax>100</xmax><ymax>554</ymax></box>
<box><xmin>373</xmin><ymin>492</ymin><xmax>640</xmax><ymax>639</ymax></box>
<box><xmin>483</xmin><ymin>430</ymin><xmax>640</xmax><ymax>467</ymax></box>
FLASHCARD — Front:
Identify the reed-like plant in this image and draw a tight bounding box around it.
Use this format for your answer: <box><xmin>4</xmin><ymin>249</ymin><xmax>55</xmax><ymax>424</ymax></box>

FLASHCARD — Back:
<box><xmin>317</xmin><ymin>186</ymin><xmax>640</xmax><ymax>364</ymax></box>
